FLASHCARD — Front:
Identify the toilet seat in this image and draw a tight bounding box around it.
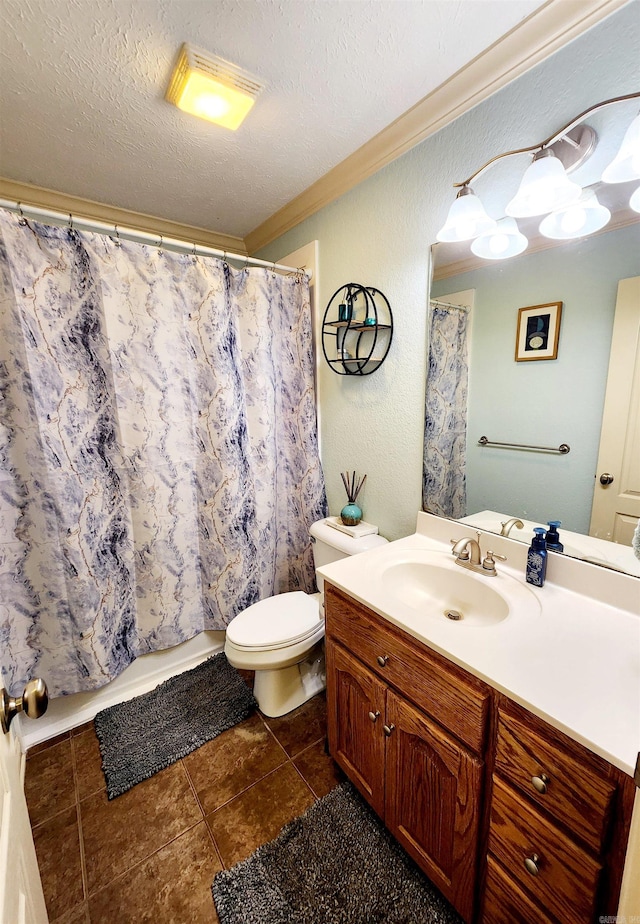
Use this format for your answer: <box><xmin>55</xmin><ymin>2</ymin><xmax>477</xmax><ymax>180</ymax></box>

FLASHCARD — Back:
<box><xmin>225</xmin><ymin>591</ymin><xmax>322</xmax><ymax>651</ymax></box>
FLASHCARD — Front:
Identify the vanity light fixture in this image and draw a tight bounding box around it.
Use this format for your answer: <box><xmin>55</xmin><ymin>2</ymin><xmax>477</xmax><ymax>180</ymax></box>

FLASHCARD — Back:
<box><xmin>539</xmin><ymin>189</ymin><xmax>611</xmax><ymax>240</ymax></box>
<box><xmin>165</xmin><ymin>44</ymin><xmax>263</xmax><ymax>130</ymax></box>
<box><xmin>630</xmin><ymin>186</ymin><xmax>640</xmax><ymax>213</ymax></box>
<box><xmin>602</xmin><ymin>112</ymin><xmax>640</xmax><ymax>183</ymax></box>
<box><xmin>436</xmin><ymin>91</ymin><xmax>640</xmax><ymax>256</ymax></box>
<box><xmin>435</xmin><ymin>186</ymin><xmax>495</xmax><ymax>242</ymax></box>
<box><xmin>470</xmin><ymin>217</ymin><xmax>528</xmax><ymax>260</ymax></box>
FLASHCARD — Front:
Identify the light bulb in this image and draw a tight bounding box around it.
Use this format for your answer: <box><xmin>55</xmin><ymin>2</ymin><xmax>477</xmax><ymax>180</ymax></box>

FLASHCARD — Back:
<box><xmin>630</xmin><ymin>186</ymin><xmax>640</xmax><ymax>213</ymax></box>
<box><xmin>559</xmin><ymin>206</ymin><xmax>588</xmax><ymax>235</ymax></box>
<box><xmin>471</xmin><ymin>217</ymin><xmax>528</xmax><ymax>260</ymax></box>
<box><xmin>488</xmin><ymin>233</ymin><xmax>510</xmax><ymax>255</ymax></box>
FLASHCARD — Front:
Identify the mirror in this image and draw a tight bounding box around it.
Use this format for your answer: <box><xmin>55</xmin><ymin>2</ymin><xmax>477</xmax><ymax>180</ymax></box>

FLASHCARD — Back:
<box><xmin>426</xmin><ymin>103</ymin><xmax>640</xmax><ymax>578</ymax></box>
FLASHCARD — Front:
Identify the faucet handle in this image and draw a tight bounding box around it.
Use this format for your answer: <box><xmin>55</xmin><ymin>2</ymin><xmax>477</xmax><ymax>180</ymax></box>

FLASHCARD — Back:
<box><xmin>450</xmin><ymin>538</ymin><xmax>471</xmax><ymax>561</ymax></box>
<box><xmin>482</xmin><ymin>550</ymin><xmax>507</xmax><ymax>576</ymax></box>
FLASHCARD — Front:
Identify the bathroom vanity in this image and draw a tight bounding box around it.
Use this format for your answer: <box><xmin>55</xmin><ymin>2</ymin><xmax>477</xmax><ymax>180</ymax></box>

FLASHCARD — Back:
<box><xmin>319</xmin><ymin>513</ymin><xmax>640</xmax><ymax>923</ymax></box>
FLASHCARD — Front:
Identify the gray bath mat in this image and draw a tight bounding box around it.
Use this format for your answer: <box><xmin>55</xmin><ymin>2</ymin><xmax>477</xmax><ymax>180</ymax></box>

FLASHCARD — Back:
<box><xmin>94</xmin><ymin>652</ymin><xmax>257</xmax><ymax>799</ymax></box>
<box><xmin>212</xmin><ymin>782</ymin><xmax>462</xmax><ymax>924</ymax></box>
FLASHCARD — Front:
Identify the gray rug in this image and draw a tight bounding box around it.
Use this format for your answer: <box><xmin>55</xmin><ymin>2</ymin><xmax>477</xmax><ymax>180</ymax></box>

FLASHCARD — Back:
<box><xmin>94</xmin><ymin>652</ymin><xmax>257</xmax><ymax>799</ymax></box>
<box><xmin>212</xmin><ymin>782</ymin><xmax>462</xmax><ymax>924</ymax></box>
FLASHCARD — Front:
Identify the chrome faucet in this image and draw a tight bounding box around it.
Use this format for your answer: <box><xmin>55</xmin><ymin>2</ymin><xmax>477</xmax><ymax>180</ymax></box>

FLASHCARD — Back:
<box><xmin>500</xmin><ymin>517</ymin><xmax>524</xmax><ymax>537</ymax></box>
<box><xmin>451</xmin><ymin>532</ymin><xmax>506</xmax><ymax>577</ymax></box>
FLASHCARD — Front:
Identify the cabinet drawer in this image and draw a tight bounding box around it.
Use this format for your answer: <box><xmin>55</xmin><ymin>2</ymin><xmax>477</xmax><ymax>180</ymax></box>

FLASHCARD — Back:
<box><xmin>488</xmin><ymin>776</ymin><xmax>602</xmax><ymax>923</ymax></box>
<box><xmin>495</xmin><ymin>704</ymin><xmax>616</xmax><ymax>853</ymax></box>
<box><xmin>482</xmin><ymin>855</ymin><xmax>555</xmax><ymax>924</ymax></box>
<box><xmin>325</xmin><ymin>583</ymin><xmax>489</xmax><ymax>754</ymax></box>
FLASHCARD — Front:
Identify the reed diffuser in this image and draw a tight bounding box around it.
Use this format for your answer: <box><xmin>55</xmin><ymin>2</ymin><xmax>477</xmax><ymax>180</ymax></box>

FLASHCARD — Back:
<box><xmin>340</xmin><ymin>471</ymin><xmax>366</xmax><ymax>526</ymax></box>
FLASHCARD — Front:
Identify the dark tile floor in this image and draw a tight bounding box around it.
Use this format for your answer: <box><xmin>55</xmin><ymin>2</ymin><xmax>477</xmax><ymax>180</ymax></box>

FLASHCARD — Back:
<box><xmin>25</xmin><ymin>679</ymin><xmax>343</xmax><ymax>924</ymax></box>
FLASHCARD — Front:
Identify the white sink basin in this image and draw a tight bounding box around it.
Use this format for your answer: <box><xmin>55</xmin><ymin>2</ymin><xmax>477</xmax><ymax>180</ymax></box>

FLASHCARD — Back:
<box><xmin>379</xmin><ymin>550</ymin><xmax>539</xmax><ymax>627</ymax></box>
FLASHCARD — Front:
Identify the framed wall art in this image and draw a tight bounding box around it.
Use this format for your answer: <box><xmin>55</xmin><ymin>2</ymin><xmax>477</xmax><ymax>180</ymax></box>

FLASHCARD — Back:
<box><xmin>515</xmin><ymin>301</ymin><xmax>562</xmax><ymax>362</ymax></box>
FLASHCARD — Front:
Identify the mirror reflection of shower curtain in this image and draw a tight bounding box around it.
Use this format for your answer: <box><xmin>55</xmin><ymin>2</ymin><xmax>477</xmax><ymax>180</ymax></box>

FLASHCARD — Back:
<box><xmin>422</xmin><ymin>303</ymin><xmax>469</xmax><ymax>518</ymax></box>
<box><xmin>0</xmin><ymin>212</ymin><xmax>327</xmax><ymax>697</ymax></box>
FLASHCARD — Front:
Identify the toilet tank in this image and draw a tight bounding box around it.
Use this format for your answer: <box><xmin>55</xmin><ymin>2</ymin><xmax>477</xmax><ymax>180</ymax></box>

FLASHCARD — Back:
<box><xmin>310</xmin><ymin>518</ymin><xmax>388</xmax><ymax>596</ymax></box>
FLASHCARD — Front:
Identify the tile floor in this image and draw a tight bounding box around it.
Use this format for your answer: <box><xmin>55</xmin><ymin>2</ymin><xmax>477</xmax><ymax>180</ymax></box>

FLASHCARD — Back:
<box><xmin>25</xmin><ymin>679</ymin><xmax>343</xmax><ymax>924</ymax></box>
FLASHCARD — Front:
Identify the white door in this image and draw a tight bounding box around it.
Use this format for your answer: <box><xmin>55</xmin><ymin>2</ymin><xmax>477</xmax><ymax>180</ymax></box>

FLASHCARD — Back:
<box><xmin>0</xmin><ymin>679</ymin><xmax>48</xmax><ymax>924</ymax></box>
<box><xmin>589</xmin><ymin>276</ymin><xmax>640</xmax><ymax>543</ymax></box>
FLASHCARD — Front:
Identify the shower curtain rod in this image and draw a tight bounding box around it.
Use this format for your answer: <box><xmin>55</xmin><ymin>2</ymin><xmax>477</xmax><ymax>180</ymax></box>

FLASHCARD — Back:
<box><xmin>430</xmin><ymin>298</ymin><xmax>470</xmax><ymax>312</ymax></box>
<box><xmin>0</xmin><ymin>198</ymin><xmax>311</xmax><ymax>278</ymax></box>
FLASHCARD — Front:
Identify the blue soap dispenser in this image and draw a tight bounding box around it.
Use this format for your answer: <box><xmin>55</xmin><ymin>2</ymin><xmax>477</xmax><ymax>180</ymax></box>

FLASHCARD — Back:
<box><xmin>526</xmin><ymin>528</ymin><xmax>548</xmax><ymax>587</ymax></box>
<box><xmin>546</xmin><ymin>521</ymin><xmax>564</xmax><ymax>552</ymax></box>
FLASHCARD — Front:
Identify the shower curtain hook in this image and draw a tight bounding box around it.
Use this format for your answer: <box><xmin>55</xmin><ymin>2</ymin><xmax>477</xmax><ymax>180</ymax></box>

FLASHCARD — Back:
<box><xmin>191</xmin><ymin>242</ymin><xmax>198</xmax><ymax>262</ymax></box>
<box><xmin>68</xmin><ymin>213</ymin><xmax>74</xmax><ymax>231</ymax></box>
<box><xmin>157</xmin><ymin>235</ymin><xmax>163</xmax><ymax>254</ymax></box>
<box><xmin>243</xmin><ymin>255</ymin><xmax>250</xmax><ymax>273</ymax></box>
<box><xmin>296</xmin><ymin>267</ymin><xmax>304</xmax><ymax>284</ymax></box>
<box><xmin>17</xmin><ymin>202</ymin><xmax>27</xmax><ymax>226</ymax></box>
<box><xmin>272</xmin><ymin>261</ymin><xmax>277</xmax><ymax>278</ymax></box>
<box><xmin>112</xmin><ymin>224</ymin><xmax>121</xmax><ymax>247</ymax></box>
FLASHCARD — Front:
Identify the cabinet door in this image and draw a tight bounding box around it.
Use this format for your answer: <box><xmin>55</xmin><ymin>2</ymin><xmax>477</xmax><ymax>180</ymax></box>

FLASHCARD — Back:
<box><xmin>326</xmin><ymin>640</ymin><xmax>386</xmax><ymax>817</ymax></box>
<box><xmin>385</xmin><ymin>690</ymin><xmax>483</xmax><ymax>923</ymax></box>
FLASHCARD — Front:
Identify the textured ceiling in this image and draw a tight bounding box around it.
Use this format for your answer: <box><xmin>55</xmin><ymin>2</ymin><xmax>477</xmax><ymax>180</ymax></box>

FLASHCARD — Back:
<box><xmin>0</xmin><ymin>0</ymin><xmax>547</xmax><ymax>238</ymax></box>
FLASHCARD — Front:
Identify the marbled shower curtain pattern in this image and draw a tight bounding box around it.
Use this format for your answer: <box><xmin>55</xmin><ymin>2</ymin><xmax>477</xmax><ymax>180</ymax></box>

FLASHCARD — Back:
<box><xmin>0</xmin><ymin>211</ymin><xmax>327</xmax><ymax>697</ymax></box>
<box><xmin>422</xmin><ymin>305</ymin><xmax>469</xmax><ymax>519</ymax></box>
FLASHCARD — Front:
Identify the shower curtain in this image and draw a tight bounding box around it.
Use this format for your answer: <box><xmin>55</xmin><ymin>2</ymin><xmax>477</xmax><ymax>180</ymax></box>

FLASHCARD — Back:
<box><xmin>0</xmin><ymin>211</ymin><xmax>327</xmax><ymax>697</ymax></box>
<box><xmin>422</xmin><ymin>303</ymin><xmax>469</xmax><ymax>518</ymax></box>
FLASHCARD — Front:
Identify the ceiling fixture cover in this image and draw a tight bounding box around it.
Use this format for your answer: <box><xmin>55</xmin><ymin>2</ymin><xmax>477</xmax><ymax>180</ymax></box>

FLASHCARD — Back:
<box><xmin>538</xmin><ymin>190</ymin><xmax>611</xmax><ymax>240</ymax></box>
<box><xmin>471</xmin><ymin>217</ymin><xmax>528</xmax><ymax>260</ymax></box>
<box><xmin>505</xmin><ymin>149</ymin><xmax>582</xmax><ymax>218</ymax></box>
<box><xmin>436</xmin><ymin>186</ymin><xmax>495</xmax><ymax>242</ymax></box>
<box><xmin>602</xmin><ymin>112</ymin><xmax>640</xmax><ymax>183</ymax></box>
<box><xmin>165</xmin><ymin>44</ymin><xmax>263</xmax><ymax>130</ymax></box>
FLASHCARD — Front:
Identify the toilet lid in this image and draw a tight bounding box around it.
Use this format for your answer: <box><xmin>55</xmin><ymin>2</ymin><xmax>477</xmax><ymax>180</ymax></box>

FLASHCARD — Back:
<box><xmin>226</xmin><ymin>592</ymin><xmax>322</xmax><ymax>650</ymax></box>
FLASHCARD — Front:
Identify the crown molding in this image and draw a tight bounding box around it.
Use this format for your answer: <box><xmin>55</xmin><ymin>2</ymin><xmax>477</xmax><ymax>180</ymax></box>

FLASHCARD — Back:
<box><xmin>432</xmin><ymin>209</ymin><xmax>640</xmax><ymax>282</ymax></box>
<box><xmin>245</xmin><ymin>0</ymin><xmax>631</xmax><ymax>254</ymax></box>
<box><xmin>0</xmin><ymin>178</ymin><xmax>247</xmax><ymax>253</ymax></box>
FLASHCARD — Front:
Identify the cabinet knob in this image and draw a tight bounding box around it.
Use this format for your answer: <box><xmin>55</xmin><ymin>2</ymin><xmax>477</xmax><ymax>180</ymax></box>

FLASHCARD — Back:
<box><xmin>377</xmin><ymin>655</ymin><xmax>389</xmax><ymax>667</ymax></box>
<box><xmin>531</xmin><ymin>773</ymin><xmax>549</xmax><ymax>794</ymax></box>
<box><xmin>368</xmin><ymin>711</ymin><xmax>380</xmax><ymax>723</ymax></box>
<box><xmin>524</xmin><ymin>853</ymin><xmax>541</xmax><ymax>876</ymax></box>
<box><xmin>383</xmin><ymin>723</ymin><xmax>395</xmax><ymax>737</ymax></box>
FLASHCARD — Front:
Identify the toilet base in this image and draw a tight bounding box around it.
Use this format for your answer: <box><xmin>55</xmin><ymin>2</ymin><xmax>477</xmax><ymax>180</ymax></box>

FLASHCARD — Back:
<box><xmin>253</xmin><ymin>644</ymin><xmax>325</xmax><ymax>717</ymax></box>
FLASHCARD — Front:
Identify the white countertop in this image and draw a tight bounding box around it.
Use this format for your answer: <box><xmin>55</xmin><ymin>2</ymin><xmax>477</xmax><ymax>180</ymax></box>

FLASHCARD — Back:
<box><xmin>318</xmin><ymin>512</ymin><xmax>640</xmax><ymax>777</ymax></box>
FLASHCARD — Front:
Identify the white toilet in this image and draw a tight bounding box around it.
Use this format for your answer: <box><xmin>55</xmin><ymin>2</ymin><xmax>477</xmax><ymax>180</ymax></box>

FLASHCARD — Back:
<box><xmin>224</xmin><ymin>517</ymin><xmax>388</xmax><ymax>717</ymax></box>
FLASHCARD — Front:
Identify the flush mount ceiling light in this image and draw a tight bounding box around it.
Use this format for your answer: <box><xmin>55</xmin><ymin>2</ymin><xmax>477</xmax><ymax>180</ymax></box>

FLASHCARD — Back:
<box><xmin>539</xmin><ymin>189</ymin><xmax>611</xmax><ymax>240</ymax></box>
<box><xmin>436</xmin><ymin>92</ymin><xmax>640</xmax><ymax>254</ymax></box>
<box><xmin>165</xmin><ymin>43</ymin><xmax>263</xmax><ymax>130</ymax></box>
<box><xmin>471</xmin><ymin>217</ymin><xmax>528</xmax><ymax>260</ymax></box>
<box><xmin>435</xmin><ymin>186</ymin><xmax>495</xmax><ymax>242</ymax></box>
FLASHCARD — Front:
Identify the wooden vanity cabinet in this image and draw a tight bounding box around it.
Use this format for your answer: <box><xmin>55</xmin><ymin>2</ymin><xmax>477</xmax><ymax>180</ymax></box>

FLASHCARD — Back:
<box><xmin>482</xmin><ymin>696</ymin><xmax>635</xmax><ymax>924</ymax></box>
<box><xmin>325</xmin><ymin>583</ymin><xmax>489</xmax><ymax>922</ymax></box>
<box><xmin>324</xmin><ymin>582</ymin><xmax>635</xmax><ymax>924</ymax></box>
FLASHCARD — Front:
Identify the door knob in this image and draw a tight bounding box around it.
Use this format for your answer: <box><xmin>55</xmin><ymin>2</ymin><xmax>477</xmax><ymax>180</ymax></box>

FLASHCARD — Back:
<box><xmin>1</xmin><ymin>679</ymin><xmax>48</xmax><ymax>733</ymax></box>
<box><xmin>599</xmin><ymin>473</ymin><xmax>614</xmax><ymax>485</ymax></box>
